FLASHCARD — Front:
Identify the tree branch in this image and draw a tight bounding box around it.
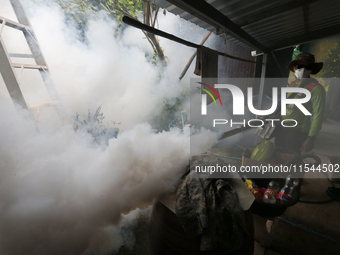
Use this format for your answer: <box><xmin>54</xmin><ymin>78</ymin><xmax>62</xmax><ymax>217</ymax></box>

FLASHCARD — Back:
<box><xmin>152</xmin><ymin>7</ymin><xmax>159</xmax><ymax>28</ymax></box>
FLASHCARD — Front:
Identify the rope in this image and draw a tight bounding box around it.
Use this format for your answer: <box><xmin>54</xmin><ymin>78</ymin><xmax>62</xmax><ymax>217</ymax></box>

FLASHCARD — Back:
<box><xmin>216</xmin><ymin>155</ymin><xmax>242</xmax><ymax>161</ymax></box>
<box><xmin>277</xmin><ymin>217</ymin><xmax>340</xmax><ymax>245</ymax></box>
<box><xmin>232</xmin><ymin>143</ymin><xmax>246</xmax><ymax>150</ymax></box>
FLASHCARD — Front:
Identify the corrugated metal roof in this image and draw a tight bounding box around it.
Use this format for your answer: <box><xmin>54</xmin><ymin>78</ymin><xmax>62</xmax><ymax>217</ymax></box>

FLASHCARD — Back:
<box><xmin>153</xmin><ymin>0</ymin><xmax>340</xmax><ymax>52</ymax></box>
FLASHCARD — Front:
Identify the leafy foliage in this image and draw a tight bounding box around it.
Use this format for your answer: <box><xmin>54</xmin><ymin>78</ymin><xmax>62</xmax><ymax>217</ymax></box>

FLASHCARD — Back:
<box><xmin>28</xmin><ymin>0</ymin><xmax>193</xmax><ymax>131</ymax></box>
<box><xmin>317</xmin><ymin>42</ymin><xmax>340</xmax><ymax>78</ymax></box>
<box><xmin>73</xmin><ymin>106</ymin><xmax>119</xmax><ymax>146</ymax></box>
<box><xmin>98</xmin><ymin>0</ymin><xmax>144</xmax><ymax>21</ymax></box>
<box><xmin>151</xmin><ymin>90</ymin><xmax>189</xmax><ymax>132</ymax></box>
<box><xmin>29</xmin><ymin>0</ymin><xmax>166</xmax><ymax>65</ymax></box>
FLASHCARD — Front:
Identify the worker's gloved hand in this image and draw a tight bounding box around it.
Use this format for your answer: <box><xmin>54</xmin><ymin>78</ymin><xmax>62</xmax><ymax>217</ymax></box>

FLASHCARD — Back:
<box><xmin>301</xmin><ymin>137</ymin><xmax>314</xmax><ymax>152</ymax></box>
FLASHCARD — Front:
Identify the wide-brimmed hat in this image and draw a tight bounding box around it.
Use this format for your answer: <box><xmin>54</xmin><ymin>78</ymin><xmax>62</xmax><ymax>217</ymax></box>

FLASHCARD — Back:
<box><xmin>288</xmin><ymin>53</ymin><xmax>323</xmax><ymax>74</ymax></box>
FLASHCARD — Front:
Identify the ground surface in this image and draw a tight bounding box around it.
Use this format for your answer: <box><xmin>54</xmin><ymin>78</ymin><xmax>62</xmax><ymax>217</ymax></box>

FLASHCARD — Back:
<box><xmin>115</xmin><ymin>120</ymin><xmax>340</xmax><ymax>255</ymax></box>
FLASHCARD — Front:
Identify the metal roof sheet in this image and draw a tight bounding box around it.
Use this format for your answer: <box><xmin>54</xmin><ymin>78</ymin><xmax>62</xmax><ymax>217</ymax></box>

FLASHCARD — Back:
<box><xmin>153</xmin><ymin>0</ymin><xmax>340</xmax><ymax>52</ymax></box>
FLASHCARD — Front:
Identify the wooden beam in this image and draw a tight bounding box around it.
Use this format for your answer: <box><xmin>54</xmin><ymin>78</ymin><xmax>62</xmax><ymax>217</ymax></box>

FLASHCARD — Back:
<box><xmin>11</xmin><ymin>63</ymin><xmax>48</xmax><ymax>70</ymax></box>
<box><xmin>9</xmin><ymin>53</ymin><xmax>33</xmax><ymax>58</ymax></box>
<box><xmin>165</xmin><ymin>0</ymin><xmax>268</xmax><ymax>52</ymax></box>
<box><xmin>9</xmin><ymin>0</ymin><xmax>46</xmax><ymax>66</ymax></box>
<box><xmin>0</xmin><ymin>16</ymin><xmax>32</xmax><ymax>32</ymax></box>
<box><xmin>0</xmin><ymin>37</ymin><xmax>28</xmax><ymax>109</ymax></box>
<box><xmin>179</xmin><ymin>31</ymin><xmax>212</xmax><ymax>80</ymax></box>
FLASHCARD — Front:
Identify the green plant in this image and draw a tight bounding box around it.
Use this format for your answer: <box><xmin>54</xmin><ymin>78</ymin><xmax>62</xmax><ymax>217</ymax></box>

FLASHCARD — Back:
<box><xmin>317</xmin><ymin>42</ymin><xmax>340</xmax><ymax>78</ymax></box>
<box><xmin>73</xmin><ymin>106</ymin><xmax>119</xmax><ymax>146</ymax></box>
<box><xmin>150</xmin><ymin>89</ymin><xmax>189</xmax><ymax>132</ymax></box>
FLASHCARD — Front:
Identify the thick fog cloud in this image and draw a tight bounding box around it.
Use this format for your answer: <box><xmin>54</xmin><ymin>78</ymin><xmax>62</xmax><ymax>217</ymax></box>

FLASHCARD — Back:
<box><xmin>0</xmin><ymin>1</ymin><xmax>219</xmax><ymax>254</ymax></box>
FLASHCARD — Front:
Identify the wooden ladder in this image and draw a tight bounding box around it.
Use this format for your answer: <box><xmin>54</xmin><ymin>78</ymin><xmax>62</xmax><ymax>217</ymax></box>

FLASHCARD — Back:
<box><xmin>0</xmin><ymin>0</ymin><xmax>68</xmax><ymax>124</ymax></box>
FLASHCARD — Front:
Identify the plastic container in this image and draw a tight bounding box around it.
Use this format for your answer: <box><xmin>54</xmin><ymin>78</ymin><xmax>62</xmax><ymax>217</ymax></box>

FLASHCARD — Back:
<box><xmin>249</xmin><ymin>177</ymin><xmax>300</xmax><ymax>217</ymax></box>
<box><xmin>244</xmin><ymin>176</ymin><xmax>260</xmax><ymax>198</ymax></box>
<box><xmin>262</xmin><ymin>181</ymin><xmax>280</xmax><ymax>204</ymax></box>
<box><xmin>250</xmin><ymin>140</ymin><xmax>275</xmax><ymax>162</ymax></box>
<box><xmin>277</xmin><ymin>176</ymin><xmax>299</xmax><ymax>203</ymax></box>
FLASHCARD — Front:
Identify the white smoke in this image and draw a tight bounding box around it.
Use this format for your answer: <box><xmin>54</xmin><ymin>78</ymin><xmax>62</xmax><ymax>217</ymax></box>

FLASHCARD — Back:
<box><xmin>22</xmin><ymin>2</ymin><xmax>211</xmax><ymax>131</ymax></box>
<box><xmin>0</xmin><ymin>99</ymin><xmax>218</xmax><ymax>255</ymax></box>
<box><xmin>0</xmin><ymin>1</ymin><xmax>219</xmax><ymax>254</ymax></box>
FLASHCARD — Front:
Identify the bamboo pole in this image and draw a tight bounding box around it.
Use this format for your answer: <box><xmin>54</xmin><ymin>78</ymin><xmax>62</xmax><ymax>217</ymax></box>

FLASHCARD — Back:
<box><xmin>179</xmin><ymin>31</ymin><xmax>212</xmax><ymax>80</ymax></box>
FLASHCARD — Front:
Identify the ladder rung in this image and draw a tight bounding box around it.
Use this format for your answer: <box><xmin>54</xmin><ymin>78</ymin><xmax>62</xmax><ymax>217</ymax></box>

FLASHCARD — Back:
<box><xmin>9</xmin><ymin>53</ymin><xmax>34</xmax><ymax>58</ymax></box>
<box><xmin>12</xmin><ymin>63</ymin><xmax>48</xmax><ymax>70</ymax></box>
<box><xmin>29</xmin><ymin>100</ymin><xmax>59</xmax><ymax>110</ymax></box>
<box><xmin>0</xmin><ymin>16</ymin><xmax>32</xmax><ymax>33</ymax></box>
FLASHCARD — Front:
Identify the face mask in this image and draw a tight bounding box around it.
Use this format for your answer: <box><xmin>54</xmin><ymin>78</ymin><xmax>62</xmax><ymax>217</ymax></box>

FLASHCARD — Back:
<box><xmin>295</xmin><ymin>68</ymin><xmax>311</xmax><ymax>79</ymax></box>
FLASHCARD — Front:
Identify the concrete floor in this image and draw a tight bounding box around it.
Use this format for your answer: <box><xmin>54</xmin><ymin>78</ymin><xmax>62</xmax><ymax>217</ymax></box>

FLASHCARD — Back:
<box><xmin>314</xmin><ymin>119</ymin><xmax>340</xmax><ymax>157</ymax></box>
<box><xmin>254</xmin><ymin>119</ymin><xmax>340</xmax><ymax>255</ymax></box>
